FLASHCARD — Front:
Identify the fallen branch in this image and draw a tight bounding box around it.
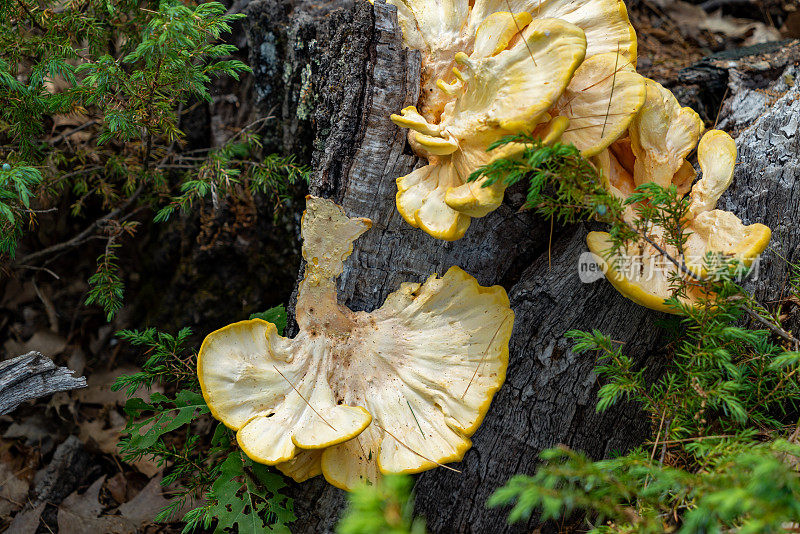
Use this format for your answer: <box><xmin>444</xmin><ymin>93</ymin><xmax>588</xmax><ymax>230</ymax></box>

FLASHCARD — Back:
<box><xmin>0</xmin><ymin>351</ymin><xmax>86</xmax><ymax>415</ymax></box>
<box><xmin>48</xmin><ymin>119</ymin><xmax>98</xmax><ymax>146</ymax></box>
<box><xmin>739</xmin><ymin>303</ymin><xmax>800</xmax><ymax>350</ymax></box>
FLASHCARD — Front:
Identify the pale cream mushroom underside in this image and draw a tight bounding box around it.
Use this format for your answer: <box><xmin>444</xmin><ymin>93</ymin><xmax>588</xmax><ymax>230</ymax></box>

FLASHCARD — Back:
<box><xmin>587</xmin><ymin>130</ymin><xmax>772</xmax><ymax>313</ymax></box>
<box><xmin>389</xmin><ymin>15</ymin><xmax>645</xmax><ymax>241</ymax></box>
<box><xmin>595</xmin><ymin>77</ymin><xmax>704</xmax><ymax>203</ymax></box>
<box><xmin>197</xmin><ymin>197</ymin><xmax>514</xmax><ymax>490</ymax></box>
<box><xmin>378</xmin><ymin>0</ymin><xmax>638</xmax><ymax>122</ymax></box>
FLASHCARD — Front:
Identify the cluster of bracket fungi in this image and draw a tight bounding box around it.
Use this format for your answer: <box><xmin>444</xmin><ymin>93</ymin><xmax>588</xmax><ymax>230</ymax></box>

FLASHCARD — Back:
<box><xmin>196</xmin><ymin>0</ymin><xmax>771</xmax><ymax>490</ymax></box>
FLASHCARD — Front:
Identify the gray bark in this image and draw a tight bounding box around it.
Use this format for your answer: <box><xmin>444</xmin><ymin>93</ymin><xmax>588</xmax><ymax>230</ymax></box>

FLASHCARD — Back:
<box><xmin>0</xmin><ymin>351</ymin><xmax>86</xmax><ymax>415</ymax></box>
<box><xmin>244</xmin><ymin>2</ymin><xmax>800</xmax><ymax>531</ymax></box>
<box><xmin>680</xmin><ymin>39</ymin><xmax>800</xmax><ymax>331</ymax></box>
<box><xmin>718</xmin><ymin>64</ymin><xmax>800</xmax><ymax>331</ymax></box>
<box><xmin>676</xmin><ymin>39</ymin><xmax>800</xmax><ymax>135</ymax></box>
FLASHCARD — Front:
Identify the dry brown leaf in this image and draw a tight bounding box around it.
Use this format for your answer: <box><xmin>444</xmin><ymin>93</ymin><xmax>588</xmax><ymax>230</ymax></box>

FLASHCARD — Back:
<box><xmin>5</xmin><ymin>504</ymin><xmax>45</xmax><ymax>534</ymax></box>
<box><xmin>57</xmin><ymin>477</ymin><xmax>135</xmax><ymax>534</ymax></box>
<box><xmin>1</xmin><ymin>280</ymin><xmax>37</xmax><ymax>309</ymax></box>
<box><xmin>3</xmin><ymin>414</ymin><xmax>52</xmax><ymax>444</ymax></box>
<box><xmin>0</xmin><ymin>462</ymin><xmax>29</xmax><ymax>520</ymax></box>
<box><xmin>130</xmin><ymin>457</ymin><xmax>161</xmax><ymax>478</ymax></box>
<box><xmin>78</xmin><ymin>411</ymin><xmax>161</xmax><ymax>477</ymax></box>
<box><xmin>653</xmin><ymin>0</ymin><xmax>781</xmax><ymax>45</ymax></box>
<box><xmin>3</xmin><ymin>330</ymin><xmax>68</xmax><ymax>358</ymax></box>
<box><xmin>75</xmin><ymin>367</ymin><xmax>140</xmax><ymax>406</ymax></box>
<box><xmin>79</xmin><ymin>412</ymin><xmax>126</xmax><ymax>455</ymax></box>
<box><xmin>118</xmin><ymin>474</ymin><xmax>171</xmax><ymax>528</ymax></box>
<box><xmin>46</xmin><ymin>391</ymin><xmax>77</xmax><ymax>417</ymax></box>
<box><xmin>106</xmin><ymin>472</ymin><xmax>129</xmax><ymax>505</ymax></box>
<box><xmin>699</xmin><ymin>10</ymin><xmax>781</xmax><ymax>45</ymax></box>
<box><xmin>781</xmin><ymin>11</ymin><xmax>800</xmax><ymax>38</ymax></box>
<box><xmin>51</xmin><ymin>113</ymin><xmax>90</xmax><ymax>129</ymax></box>
<box><xmin>67</xmin><ymin>348</ymin><xmax>86</xmax><ymax>377</ymax></box>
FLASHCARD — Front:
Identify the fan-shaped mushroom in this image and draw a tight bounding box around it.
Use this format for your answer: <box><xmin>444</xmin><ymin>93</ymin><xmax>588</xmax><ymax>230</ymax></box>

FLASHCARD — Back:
<box><xmin>384</xmin><ymin>0</ymin><xmax>637</xmax><ymax>122</ymax></box>
<box><xmin>594</xmin><ymin>78</ymin><xmax>704</xmax><ymax>201</ymax></box>
<box><xmin>392</xmin><ymin>18</ymin><xmax>587</xmax><ymax>238</ymax></box>
<box><xmin>383</xmin><ymin>0</ymin><xmax>644</xmax><ymax>240</ymax></box>
<box><xmin>587</xmin><ymin>130</ymin><xmax>771</xmax><ymax>312</ymax></box>
<box><xmin>198</xmin><ymin>197</ymin><xmax>514</xmax><ymax>489</ymax></box>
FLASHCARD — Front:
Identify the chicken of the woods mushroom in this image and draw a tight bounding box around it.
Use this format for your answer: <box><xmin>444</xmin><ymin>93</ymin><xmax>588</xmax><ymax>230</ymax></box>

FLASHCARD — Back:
<box><xmin>197</xmin><ymin>196</ymin><xmax>514</xmax><ymax>490</ymax></box>
<box><xmin>587</xmin><ymin>124</ymin><xmax>771</xmax><ymax>313</ymax></box>
<box><xmin>383</xmin><ymin>0</ymin><xmax>645</xmax><ymax>240</ymax></box>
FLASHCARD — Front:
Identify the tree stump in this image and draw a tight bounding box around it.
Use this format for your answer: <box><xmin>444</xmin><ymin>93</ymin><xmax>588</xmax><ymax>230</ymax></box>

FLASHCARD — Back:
<box><xmin>244</xmin><ymin>2</ymin><xmax>800</xmax><ymax>531</ymax></box>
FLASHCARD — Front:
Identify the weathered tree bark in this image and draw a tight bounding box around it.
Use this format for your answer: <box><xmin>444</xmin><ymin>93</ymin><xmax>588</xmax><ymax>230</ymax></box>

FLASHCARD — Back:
<box><xmin>675</xmin><ymin>39</ymin><xmax>800</xmax><ymax>133</ymax></box>
<box><xmin>716</xmin><ymin>57</ymin><xmax>800</xmax><ymax>332</ymax></box>
<box><xmin>679</xmin><ymin>39</ymin><xmax>800</xmax><ymax>332</ymax></box>
<box><xmin>245</xmin><ymin>2</ymin><xmax>800</xmax><ymax>531</ymax></box>
<box><xmin>0</xmin><ymin>352</ymin><xmax>86</xmax><ymax>415</ymax></box>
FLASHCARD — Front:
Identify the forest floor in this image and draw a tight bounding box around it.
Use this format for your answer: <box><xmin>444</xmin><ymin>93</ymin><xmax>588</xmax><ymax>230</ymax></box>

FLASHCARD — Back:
<box><xmin>0</xmin><ymin>0</ymin><xmax>796</xmax><ymax>532</ymax></box>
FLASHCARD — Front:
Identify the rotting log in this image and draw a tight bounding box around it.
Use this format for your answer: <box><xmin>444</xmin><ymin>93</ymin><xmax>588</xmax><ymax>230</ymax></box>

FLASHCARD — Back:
<box><xmin>244</xmin><ymin>1</ymin><xmax>800</xmax><ymax>531</ymax></box>
<box><xmin>0</xmin><ymin>351</ymin><xmax>86</xmax><ymax>415</ymax></box>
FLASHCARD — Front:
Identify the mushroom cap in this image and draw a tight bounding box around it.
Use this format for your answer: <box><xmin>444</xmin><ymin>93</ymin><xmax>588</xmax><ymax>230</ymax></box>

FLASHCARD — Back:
<box><xmin>379</xmin><ymin>0</ymin><xmax>637</xmax><ymax>122</ymax></box>
<box><xmin>592</xmin><ymin>77</ymin><xmax>705</xmax><ymax>230</ymax></box>
<box><xmin>384</xmin><ymin>0</ymin><xmax>641</xmax><ymax>240</ymax></box>
<box><xmin>198</xmin><ymin>197</ymin><xmax>514</xmax><ymax>488</ymax></box>
<box><xmin>594</xmin><ymin>78</ymin><xmax>705</xmax><ymax>207</ymax></box>
<box><xmin>628</xmin><ymin>78</ymin><xmax>703</xmax><ymax>190</ymax></box>
<box><xmin>199</xmin><ymin>319</ymin><xmax>374</xmax><ymax>463</ymax></box>
<box><xmin>468</xmin><ymin>0</ymin><xmax>637</xmax><ymax>64</ymax></box>
<box><xmin>392</xmin><ymin>17</ymin><xmax>587</xmax><ymax>240</ymax></box>
<box><xmin>546</xmin><ymin>52</ymin><xmax>646</xmax><ymax>157</ymax></box>
<box><xmin>586</xmin><ymin>130</ymin><xmax>771</xmax><ymax>313</ymax></box>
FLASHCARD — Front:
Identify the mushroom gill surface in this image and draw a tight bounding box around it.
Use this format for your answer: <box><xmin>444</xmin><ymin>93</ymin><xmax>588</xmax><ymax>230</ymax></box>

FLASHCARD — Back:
<box><xmin>383</xmin><ymin>0</ymin><xmax>644</xmax><ymax>240</ymax></box>
<box><xmin>198</xmin><ymin>196</ymin><xmax>514</xmax><ymax>489</ymax></box>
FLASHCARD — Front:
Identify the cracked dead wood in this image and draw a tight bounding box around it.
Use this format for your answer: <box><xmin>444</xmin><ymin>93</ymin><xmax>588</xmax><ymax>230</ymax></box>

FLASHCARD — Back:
<box><xmin>0</xmin><ymin>351</ymin><xmax>87</xmax><ymax>415</ymax></box>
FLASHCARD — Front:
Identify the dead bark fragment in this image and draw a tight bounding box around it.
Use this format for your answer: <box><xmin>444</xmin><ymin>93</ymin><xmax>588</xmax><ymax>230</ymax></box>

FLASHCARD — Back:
<box><xmin>0</xmin><ymin>351</ymin><xmax>86</xmax><ymax>416</ymax></box>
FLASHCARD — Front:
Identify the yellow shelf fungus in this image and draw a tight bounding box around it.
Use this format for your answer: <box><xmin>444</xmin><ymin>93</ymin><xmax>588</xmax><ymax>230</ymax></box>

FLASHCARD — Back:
<box><xmin>595</xmin><ymin>78</ymin><xmax>704</xmax><ymax>201</ymax></box>
<box><xmin>587</xmin><ymin>129</ymin><xmax>771</xmax><ymax>313</ymax></box>
<box><xmin>198</xmin><ymin>197</ymin><xmax>514</xmax><ymax>489</ymax></box>
<box><xmin>381</xmin><ymin>0</ymin><xmax>644</xmax><ymax>240</ymax></box>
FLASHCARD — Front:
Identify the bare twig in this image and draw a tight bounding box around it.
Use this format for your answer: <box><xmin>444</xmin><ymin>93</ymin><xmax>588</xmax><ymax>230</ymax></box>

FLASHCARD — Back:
<box><xmin>600</xmin><ymin>42</ymin><xmax>621</xmax><ymax>139</ymax></box>
<box><xmin>55</xmin><ymin>166</ymin><xmax>104</xmax><ymax>183</ymax></box>
<box><xmin>15</xmin><ymin>264</ymin><xmax>60</xmax><ymax>279</ymax></box>
<box><xmin>48</xmin><ymin>120</ymin><xmax>98</xmax><ymax>146</ymax></box>
<box><xmin>24</xmin><ymin>207</ymin><xmax>57</xmax><ymax>215</ymax></box>
<box><xmin>629</xmin><ymin>224</ymin><xmax>703</xmax><ymax>283</ymax></box>
<box><xmin>645</xmin><ymin>434</ymin><xmax>741</xmax><ymax>446</ymax></box>
<box><xmin>272</xmin><ymin>364</ymin><xmax>337</xmax><ymax>431</ymax></box>
<box><xmin>699</xmin><ymin>0</ymin><xmax>754</xmax><ymax>11</ymax></box>
<box><xmin>737</xmin><ymin>301</ymin><xmax>800</xmax><ymax>350</ymax></box>
<box><xmin>650</xmin><ymin>410</ymin><xmax>667</xmax><ymax>461</ymax></box>
<box><xmin>31</xmin><ymin>279</ymin><xmax>59</xmax><ymax>332</ymax></box>
<box><xmin>659</xmin><ymin>418</ymin><xmax>672</xmax><ymax>466</ymax></box>
<box><xmin>462</xmin><ymin>314</ymin><xmax>510</xmax><ymax>399</ymax></box>
<box><xmin>226</xmin><ymin>115</ymin><xmax>275</xmax><ymax>145</ymax></box>
<box><xmin>504</xmin><ymin>0</ymin><xmax>537</xmax><ymax>67</ymax></box>
<box><xmin>622</xmin><ymin>222</ymin><xmax>798</xmax><ymax>349</ymax></box>
<box><xmin>14</xmin><ymin>183</ymin><xmax>145</xmax><ymax>266</ymax></box>
<box><xmin>373</xmin><ymin>421</ymin><xmax>461</xmax><ymax>473</ymax></box>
